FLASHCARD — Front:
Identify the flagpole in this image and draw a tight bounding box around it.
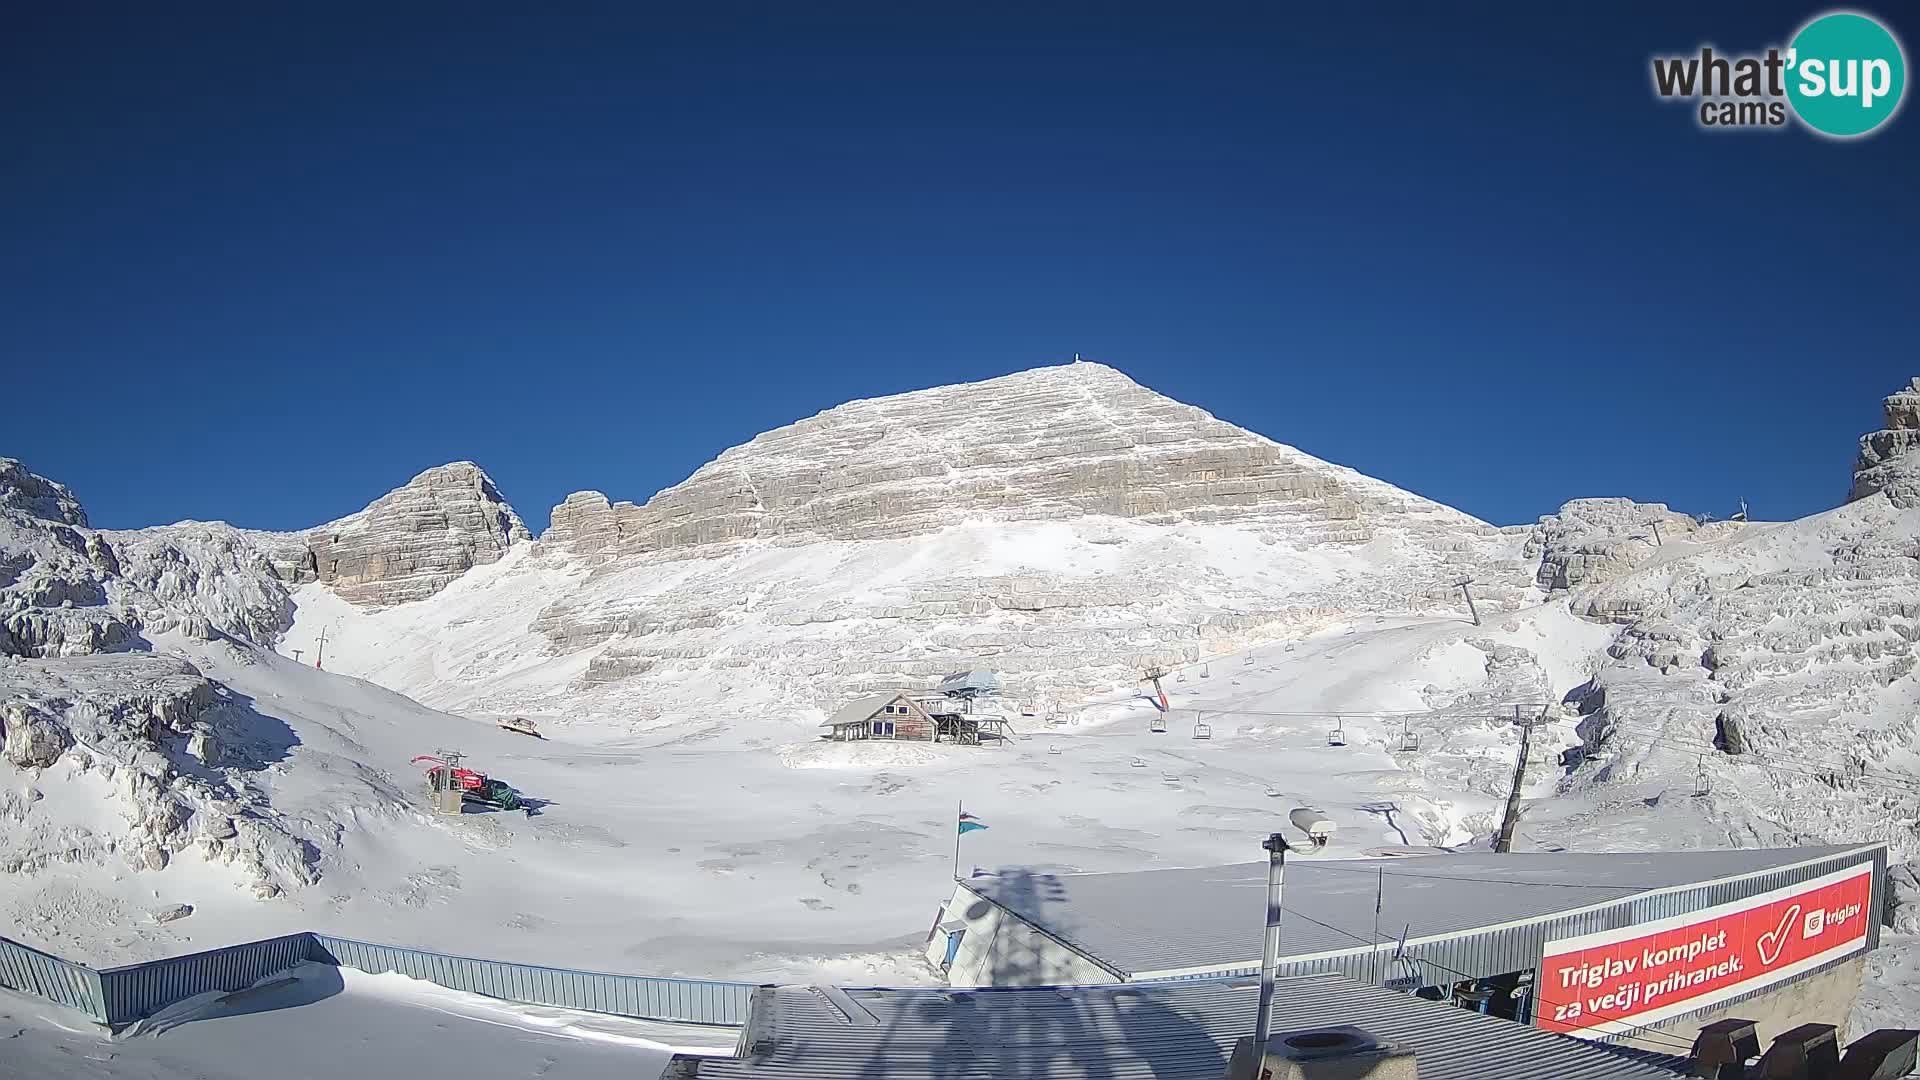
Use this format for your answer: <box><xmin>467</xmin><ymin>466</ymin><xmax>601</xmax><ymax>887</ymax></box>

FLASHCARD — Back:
<box><xmin>953</xmin><ymin>800</ymin><xmax>963</xmax><ymax>880</ymax></box>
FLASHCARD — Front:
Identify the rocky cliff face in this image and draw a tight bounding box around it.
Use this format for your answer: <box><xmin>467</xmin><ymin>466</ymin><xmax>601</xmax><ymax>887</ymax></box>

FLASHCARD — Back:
<box><xmin>540</xmin><ymin>362</ymin><xmax>1487</xmax><ymax>561</ymax></box>
<box><xmin>1544</xmin><ymin>378</ymin><xmax>1920</xmax><ymax>919</ymax></box>
<box><xmin>0</xmin><ymin>458</ymin><xmax>88</xmax><ymax>527</ymax></box>
<box><xmin>302</xmin><ymin>462</ymin><xmax>530</xmax><ymax>608</ymax></box>
<box><xmin>1851</xmin><ymin>378</ymin><xmax>1920</xmax><ymax>508</ymax></box>
<box><xmin>1526</xmin><ymin>498</ymin><xmax>1701</xmax><ymax>598</ymax></box>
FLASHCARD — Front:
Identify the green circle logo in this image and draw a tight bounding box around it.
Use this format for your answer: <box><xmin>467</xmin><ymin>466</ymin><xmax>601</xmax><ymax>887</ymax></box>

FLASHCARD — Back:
<box><xmin>1786</xmin><ymin>11</ymin><xmax>1907</xmax><ymax>137</ymax></box>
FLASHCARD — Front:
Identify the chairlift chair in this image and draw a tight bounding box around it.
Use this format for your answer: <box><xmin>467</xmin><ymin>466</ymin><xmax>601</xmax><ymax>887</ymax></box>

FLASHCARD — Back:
<box><xmin>1200</xmin><ymin>664</ymin><xmax>1210</xmax><ymax>678</ymax></box>
<box><xmin>1161</xmin><ymin>771</ymin><xmax>1181</xmax><ymax>783</ymax></box>
<box><xmin>1193</xmin><ymin>721</ymin><xmax>1213</xmax><ymax>740</ymax></box>
<box><xmin>1264</xmin><ymin>785</ymin><xmax>1281</xmax><ymax>798</ymax></box>
<box><xmin>1328</xmin><ymin>724</ymin><xmax>1347</xmax><ymax>747</ymax></box>
<box><xmin>1244</xmin><ymin>652</ymin><xmax>1254</xmax><ymax>666</ymax></box>
<box><xmin>1150</xmin><ymin>715</ymin><xmax>1168</xmax><ymax>734</ymax></box>
<box><xmin>1047</xmin><ymin>744</ymin><xmax>1062</xmax><ymax>756</ymax></box>
<box><xmin>1694</xmin><ymin>756</ymin><xmax>1712</xmax><ymax>797</ymax></box>
<box><xmin>1175</xmin><ymin>671</ymin><xmax>1186</xmax><ymax>683</ymax></box>
<box><xmin>1020</xmin><ymin>701</ymin><xmax>1038</xmax><ymax>718</ymax></box>
<box><xmin>1131</xmin><ymin>757</ymin><xmax>1147</xmax><ymax>768</ymax></box>
<box><xmin>1398</xmin><ymin>727</ymin><xmax>1419</xmax><ymax>753</ymax></box>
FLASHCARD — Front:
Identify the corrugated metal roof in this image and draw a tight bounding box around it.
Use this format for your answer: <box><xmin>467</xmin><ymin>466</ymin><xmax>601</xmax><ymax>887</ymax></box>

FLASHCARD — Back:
<box><xmin>937</xmin><ymin>670</ymin><xmax>1001</xmax><ymax>695</ymax></box>
<box><xmin>822</xmin><ymin>692</ymin><xmax>907</xmax><ymax>729</ymax></box>
<box><xmin>686</xmin><ymin>974</ymin><xmax>1687</xmax><ymax>1079</ymax></box>
<box><xmin>963</xmin><ymin>845</ymin><xmax>1867</xmax><ymax>977</ymax></box>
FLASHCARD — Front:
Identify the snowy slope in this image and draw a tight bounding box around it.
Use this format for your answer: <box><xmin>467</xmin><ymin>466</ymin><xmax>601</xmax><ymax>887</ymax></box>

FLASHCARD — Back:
<box><xmin>1536</xmin><ymin>494</ymin><xmax>1920</xmax><ymax>908</ymax></box>
<box><xmin>7</xmin><ymin>607</ymin><xmax>1613</xmax><ymax>981</ymax></box>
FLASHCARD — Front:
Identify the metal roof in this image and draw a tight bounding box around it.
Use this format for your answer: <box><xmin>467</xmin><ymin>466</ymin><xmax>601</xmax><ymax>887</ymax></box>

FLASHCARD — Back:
<box><xmin>684</xmin><ymin>974</ymin><xmax>1686</xmax><ymax>1079</ymax></box>
<box><xmin>962</xmin><ymin>845</ymin><xmax>1869</xmax><ymax>978</ymax></box>
<box><xmin>822</xmin><ymin>692</ymin><xmax>908</xmax><ymax>729</ymax></box>
<box><xmin>937</xmin><ymin>670</ymin><xmax>1002</xmax><ymax>695</ymax></box>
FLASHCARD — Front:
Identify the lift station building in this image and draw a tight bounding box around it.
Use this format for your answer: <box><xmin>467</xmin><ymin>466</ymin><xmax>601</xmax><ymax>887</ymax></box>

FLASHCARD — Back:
<box><xmin>924</xmin><ymin>843</ymin><xmax>1886</xmax><ymax>1052</ymax></box>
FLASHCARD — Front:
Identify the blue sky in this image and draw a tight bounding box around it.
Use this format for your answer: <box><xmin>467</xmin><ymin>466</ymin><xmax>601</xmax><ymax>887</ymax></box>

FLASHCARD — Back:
<box><xmin>4</xmin><ymin>3</ymin><xmax>1915</xmax><ymax>531</ymax></box>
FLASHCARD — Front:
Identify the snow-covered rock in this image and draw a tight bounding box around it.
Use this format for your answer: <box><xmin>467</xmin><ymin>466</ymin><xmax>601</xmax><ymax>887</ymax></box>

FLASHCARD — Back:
<box><xmin>0</xmin><ymin>457</ymin><xmax>88</xmax><ymax>526</ymax></box>
<box><xmin>1547</xmin><ymin>381</ymin><xmax>1920</xmax><ymax>890</ymax></box>
<box><xmin>302</xmin><ymin>461</ymin><xmax>530</xmax><ymax>608</ymax></box>
<box><xmin>2</xmin><ymin>701</ymin><xmax>69</xmax><ymax>768</ymax></box>
<box><xmin>1527</xmin><ymin>498</ymin><xmax>1701</xmax><ymax>595</ymax></box>
<box><xmin>1851</xmin><ymin>377</ymin><xmax>1920</xmax><ymax>508</ymax></box>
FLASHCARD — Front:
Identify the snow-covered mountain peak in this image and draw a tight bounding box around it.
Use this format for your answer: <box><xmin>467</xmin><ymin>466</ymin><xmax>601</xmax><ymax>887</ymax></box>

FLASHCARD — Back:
<box><xmin>541</xmin><ymin>361</ymin><xmax>1493</xmax><ymax>562</ymax></box>
<box><xmin>282</xmin><ymin>460</ymin><xmax>531</xmax><ymax>609</ymax></box>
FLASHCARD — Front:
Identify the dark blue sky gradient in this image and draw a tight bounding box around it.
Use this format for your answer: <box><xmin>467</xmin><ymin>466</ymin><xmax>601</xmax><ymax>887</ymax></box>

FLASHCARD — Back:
<box><xmin>5</xmin><ymin>3</ymin><xmax>1915</xmax><ymax>530</ymax></box>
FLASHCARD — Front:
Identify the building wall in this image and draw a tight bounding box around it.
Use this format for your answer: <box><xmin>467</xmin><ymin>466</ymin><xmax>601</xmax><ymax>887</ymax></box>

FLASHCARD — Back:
<box><xmin>931</xmin><ymin>882</ymin><xmax>1118</xmax><ymax>988</ymax></box>
<box><xmin>869</xmin><ymin>695</ymin><xmax>933</xmax><ymax>740</ymax></box>
<box><xmin>1611</xmin><ymin>955</ymin><xmax>1866</xmax><ymax>1056</ymax></box>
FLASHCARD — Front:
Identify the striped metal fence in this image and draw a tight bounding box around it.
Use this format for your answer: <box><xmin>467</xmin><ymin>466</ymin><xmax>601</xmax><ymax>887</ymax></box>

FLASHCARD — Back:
<box><xmin>310</xmin><ymin>934</ymin><xmax>756</xmax><ymax>1026</ymax></box>
<box><xmin>97</xmin><ymin>932</ymin><xmax>315</xmax><ymax>1026</ymax></box>
<box><xmin>0</xmin><ymin>934</ymin><xmax>106</xmax><ymax>1023</ymax></box>
<box><xmin>0</xmin><ymin>930</ymin><xmax>756</xmax><ymax>1029</ymax></box>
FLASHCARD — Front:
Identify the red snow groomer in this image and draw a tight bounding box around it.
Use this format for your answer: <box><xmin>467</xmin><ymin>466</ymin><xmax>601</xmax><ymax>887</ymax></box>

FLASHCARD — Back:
<box><xmin>410</xmin><ymin>755</ymin><xmax>521</xmax><ymax>811</ymax></box>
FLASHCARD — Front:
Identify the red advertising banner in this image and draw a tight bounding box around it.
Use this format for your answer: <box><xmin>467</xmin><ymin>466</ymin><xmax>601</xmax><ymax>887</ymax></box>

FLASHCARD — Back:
<box><xmin>1537</xmin><ymin>863</ymin><xmax>1873</xmax><ymax>1037</ymax></box>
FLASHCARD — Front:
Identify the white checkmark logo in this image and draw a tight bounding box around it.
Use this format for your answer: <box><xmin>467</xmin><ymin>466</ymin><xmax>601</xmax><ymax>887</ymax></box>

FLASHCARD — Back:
<box><xmin>1757</xmin><ymin>905</ymin><xmax>1801</xmax><ymax>966</ymax></box>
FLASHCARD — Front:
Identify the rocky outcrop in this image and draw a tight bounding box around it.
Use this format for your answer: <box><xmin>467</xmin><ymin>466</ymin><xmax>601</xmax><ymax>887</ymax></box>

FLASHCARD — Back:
<box><xmin>107</xmin><ymin>523</ymin><xmax>295</xmax><ymax>645</ymax></box>
<box><xmin>539</xmin><ymin>362</ymin><xmax>1492</xmax><ymax>560</ymax></box>
<box><xmin>2</xmin><ymin>701</ymin><xmax>69</xmax><ymax>768</ymax></box>
<box><xmin>1850</xmin><ymin>378</ymin><xmax>1920</xmax><ymax>508</ymax></box>
<box><xmin>0</xmin><ymin>458</ymin><xmax>88</xmax><ymax>526</ymax></box>
<box><xmin>304</xmin><ymin>462</ymin><xmax>530</xmax><ymax>607</ymax></box>
<box><xmin>1527</xmin><ymin>498</ymin><xmax>1699</xmax><ymax>595</ymax></box>
<box><xmin>542</xmin><ymin>491</ymin><xmax>625</xmax><ymax>561</ymax></box>
<box><xmin>1552</xmin><ymin>380</ymin><xmax>1920</xmax><ymax>874</ymax></box>
<box><xmin>0</xmin><ymin>651</ymin><xmax>316</xmax><ymax>895</ymax></box>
